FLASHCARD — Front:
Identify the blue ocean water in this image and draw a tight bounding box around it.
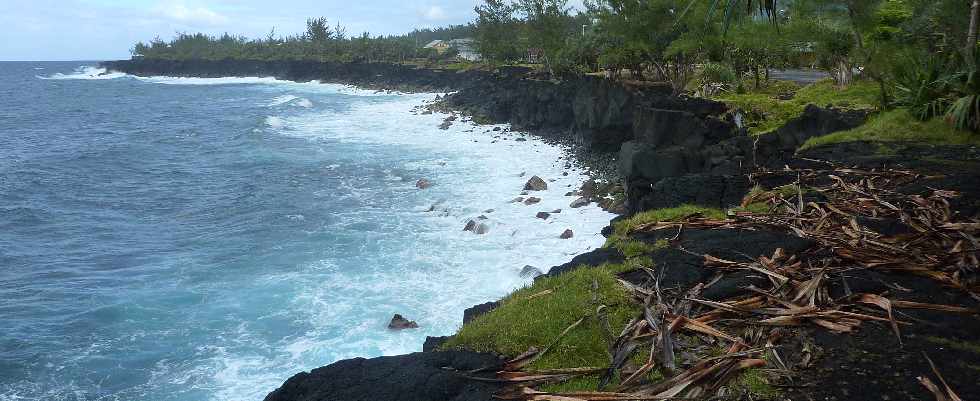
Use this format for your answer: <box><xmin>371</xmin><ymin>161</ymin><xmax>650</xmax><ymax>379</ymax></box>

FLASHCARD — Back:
<box><xmin>0</xmin><ymin>62</ymin><xmax>614</xmax><ymax>401</ymax></box>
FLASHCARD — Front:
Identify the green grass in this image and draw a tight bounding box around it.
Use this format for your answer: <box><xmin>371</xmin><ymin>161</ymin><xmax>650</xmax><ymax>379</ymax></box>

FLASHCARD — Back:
<box><xmin>800</xmin><ymin>109</ymin><xmax>980</xmax><ymax>150</ymax></box>
<box><xmin>604</xmin><ymin>205</ymin><xmax>727</xmax><ymax>253</ymax></box>
<box><xmin>733</xmin><ymin>369</ymin><xmax>780</xmax><ymax>398</ymax></box>
<box><xmin>444</xmin><ymin>263</ymin><xmax>640</xmax><ymax>372</ymax></box>
<box><xmin>717</xmin><ymin>79</ymin><xmax>881</xmax><ymax>135</ymax></box>
<box><xmin>924</xmin><ymin>336</ymin><xmax>980</xmax><ymax>355</ymax></box>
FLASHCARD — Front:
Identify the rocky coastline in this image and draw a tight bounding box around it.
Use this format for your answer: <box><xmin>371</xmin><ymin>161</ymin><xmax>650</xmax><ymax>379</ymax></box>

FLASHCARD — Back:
<box><xmin>102</xmin><ymin>59</ymin><xmax>980</xmax><ymax>401</ymax></box>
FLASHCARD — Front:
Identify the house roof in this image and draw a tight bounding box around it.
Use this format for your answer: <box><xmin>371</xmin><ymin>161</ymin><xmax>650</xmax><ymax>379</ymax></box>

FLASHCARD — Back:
<box><xmin>423</xmin><ymin>40</ymin><xmax>446</xmax><ymax>48</ymax></box>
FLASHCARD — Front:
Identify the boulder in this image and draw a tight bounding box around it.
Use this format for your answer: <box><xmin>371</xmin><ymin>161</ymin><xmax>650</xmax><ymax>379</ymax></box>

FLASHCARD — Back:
<box><xmin>520</xmin><ymin>265</ymin><xmax>544</xmax><ymax>279</ymax></box>
<box><xmin>416</xmin><ymin>179</ymin><xmax>432</xmax><ymax>189</ymax></box>
<box><xmin>387</xmin><ymin>314</ymin><xmax>419</xmax><ymax>330</ymax></box>
<box><xmin>463</xmin><ymin>220</ymin><xmax>477</xmax><ymax>232</ymax></box>
<box><xmin>524</xmin><ymin>176</ymin><xmax>548</xmax><ymax>191</ymax></box>
<box><xmin>551</xmin><ymin>209</ymin><xmax>562</xmax><ymax>213</ymax></box>
<box><xmin>524</xmin><ymin>197</ymin><xmax>541</xmax><ymax>205</ymax></box>
<box><xmin>510</xmin><ymin>197</ymin><xmax>525</xmax><ymax>203</ymax></box>
<box><xmin>570</xmin><ymin>197</ymin><xmax>590</xmax><ymax>208</ymax></box>
<box><xmin>535</xmin><ymin>212</ymin><xmax>551</xmax><ymax>220</ymax></box>
<box><xmin>559</xmin><ymin>229</ymin><xmax>574</xmax><ymax>239</ymax></box>
<box><xmin>475</xmin><ymin>223</ymin><xmax>490</xmax><ymax>235</ymax></box>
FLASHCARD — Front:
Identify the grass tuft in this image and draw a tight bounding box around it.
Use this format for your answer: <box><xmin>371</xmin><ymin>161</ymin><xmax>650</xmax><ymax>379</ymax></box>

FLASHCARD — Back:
<box><xmin>443</xmin><ymin>263</ymin><xmax>640</xmax><ymax>371</ymax></box>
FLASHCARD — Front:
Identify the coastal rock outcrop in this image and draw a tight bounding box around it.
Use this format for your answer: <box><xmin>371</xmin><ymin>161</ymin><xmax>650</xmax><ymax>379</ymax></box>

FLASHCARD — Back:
<box><xmin>387</xmin><ymin>314</ymin><xmax>419</xmax><ymax>330</ymax></box>
<box><xmin>263</xmin><ymin>351</ymin><xmax>503</xmax><ymax>401</ymax></box>
<box><xmin>524</xmin><ymin>176</ymin><xmax>548</xmax><ymax>191</ymax></box>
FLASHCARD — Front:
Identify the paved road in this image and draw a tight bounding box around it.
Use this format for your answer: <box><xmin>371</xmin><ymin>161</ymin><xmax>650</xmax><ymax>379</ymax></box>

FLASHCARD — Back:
<box><xmin>769</xmin><ymin>69</ymin><xmax>829</xmax><ymax>84</ymax></box>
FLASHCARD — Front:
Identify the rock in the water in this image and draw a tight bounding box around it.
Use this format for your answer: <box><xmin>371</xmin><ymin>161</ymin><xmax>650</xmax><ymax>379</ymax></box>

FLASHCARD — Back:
<box><xmin>524</xmin><ymin>197</ymin><xmax>541</xmax><ymax>205</ymax></box>
<box><xmin>519</xmin><ymin>265</ymin><xmax>543</xmax><ymax>279</ymax></box>
<box><xmin>570</xmin><ymin>197</ymin><xmax>590</xmax><ymax>208</ymax></box>
<box><xmin>559</xmin><ymin>229</ymin><xmax>574</xmax><ymax>239</ymax></box>
<box><xmin>536</xmin><ymin>212</ymin><xmax>551</xmax><ymax>220</ymax></box>
<box><xmin>463</xmin><ymin>220</ymin><xmax>477</xmax><ymax>232</ymax></box>
<box><xmin>510</xmin><ymin>197</ymin><xmax>525</xmax><ymax>203</ymax></box>
<box><xmin>484</xmin><ymin>209</ymin><xmax>495</xmax><ymax>213</ymax></box>
<box><xmin>551</xmin><ymin>209</ymin><xmax>562</xmax><ymax>213</ymax></box>
<box><xmin>416</xmin><ymin>179</ymin><xmax>432</xmax><ymax>189</ymax></box>
<box><xmin>524</xmin><ymin>176</ymin><xmax>548</xmax><ymax>191</ymax></box>
<box><xmin>475</xmin><ymin>223</ymin><xmax>490</xmax><ymax>235</ymax></box>
<box><xmin>388</xmin><ymin>314</ymin><xmax>419</xmax><ymax>330</ymax></box>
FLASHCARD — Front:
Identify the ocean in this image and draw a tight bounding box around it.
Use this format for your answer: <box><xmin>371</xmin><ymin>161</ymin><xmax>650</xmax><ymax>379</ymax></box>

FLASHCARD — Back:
<box><xmin>0</xmin><ymin>62</ymin><xmax>614</xmax><ymax>401</ymax></box>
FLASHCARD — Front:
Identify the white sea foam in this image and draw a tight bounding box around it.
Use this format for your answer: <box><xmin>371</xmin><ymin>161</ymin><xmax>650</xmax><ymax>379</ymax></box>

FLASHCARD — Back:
<box><xmin>38</xmin><ymin>66</ymin><xmax>127</xmax><ymax>80</ymax></box>
<box><xmin>205</xmin><ymin>91</ymin><xmax>615</xmax><ymax>401</ymax></box>
<box><xmin>268</xmin><ymin>95</ymin><xmax>313</xmax><ymax>108</ymax></box>
<box><xmin>265</xmin><ymin>116</ymin><xmax>285</xmax><ymax>129</ymax></box>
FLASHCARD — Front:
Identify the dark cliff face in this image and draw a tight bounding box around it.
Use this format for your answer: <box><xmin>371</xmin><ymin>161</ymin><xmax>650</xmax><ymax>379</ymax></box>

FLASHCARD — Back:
<box><xmin>103</xmin><ymin>59</ymin><xmax>867</xmax><ymax>216</ymax></box>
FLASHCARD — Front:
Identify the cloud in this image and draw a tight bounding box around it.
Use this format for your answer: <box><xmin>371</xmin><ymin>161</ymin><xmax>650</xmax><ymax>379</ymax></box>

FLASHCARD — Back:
<box><xmin>421</xmin><ymin>5</ymin><xmax>447</xmax><ymax>22</ymax></box>
<box><xmin>155</xmin><ymin>2</ymin><xmax>229</xmax><ymax>26</ymax></box>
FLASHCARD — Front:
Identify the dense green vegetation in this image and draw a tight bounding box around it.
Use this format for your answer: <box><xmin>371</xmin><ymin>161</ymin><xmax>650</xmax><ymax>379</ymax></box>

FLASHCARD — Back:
<box><xmin>129</xmin><ymin>0</ymin><xmax>980</xmax><ymax>138</ymax></box>
<box><xmin>131</xmin><ymin>21</ymin><xmax>474</xmax><ymax>63</ymax></box>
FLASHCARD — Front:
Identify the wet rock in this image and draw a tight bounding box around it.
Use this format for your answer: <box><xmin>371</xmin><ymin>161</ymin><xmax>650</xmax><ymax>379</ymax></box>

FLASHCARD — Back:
<box><xmin>416</xmin><ymin>179</ymin><xmax>432</xmax><ymax>189</ymax></box>
<box><xmin>570</xmin><ymin>197</ymin><xmax>590</xmax><ymax>208</ymax></box>
<box><xmin>463</xmin><ymin>220</ymin><xmax>477</xmax><ymax>232</ymax></box>
<box><xmin>524</xmin><ymin>197</ymin><xmax>541</xmax><ymax>205</ymax></box>
<box><xmin>520</xmin><ymin>265</ymin><xmax>544</xmax><ymax>279</ymax></box>
<box><xmin>551</xmin><ymin>209</ymin><xmax>562</xmax><ymax>213</ymax></box>
<box><xmin>510</xmin><ymin>197</ymin><xmax>525</xmax><ymax>203</ymax></box>
<box><xmin>484</xmin><ymin>209</ymin><xmax>495</xmax><ymax>213</ymax></box>
<box><xmin>559</xmin><ymin>229</ymin><xmax>574</xmax><ymax>239</ymax></box>
<box><xmin>475</xmin><ymin>223</ymin><xmax>490</xmax><ymax>235</ymax></box>
<box><xmin>388</xmin><ymin>314</ymin><xmax>419</xmax><ymax>330</ymax></box>
<box><xmin>524</xmin><ymin>176</ymin><xmax>548</xmax><ymax>191</ymax></box>
<box><xmin>536</xmin><ymin>212</ymin><xmax>551</xmax><ymax>220</ymax></box>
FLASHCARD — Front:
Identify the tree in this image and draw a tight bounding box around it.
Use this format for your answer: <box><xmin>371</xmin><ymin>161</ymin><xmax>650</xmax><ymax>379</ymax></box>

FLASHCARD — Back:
<box><xmin>514</xmin><ymin>0</ymin><xmax>574</xmax><ymax>76</ymax></box>
<box><xmin>474</xmin><ymin>0</ymin><xmax>521</xmax><ymax>63</ymax></box>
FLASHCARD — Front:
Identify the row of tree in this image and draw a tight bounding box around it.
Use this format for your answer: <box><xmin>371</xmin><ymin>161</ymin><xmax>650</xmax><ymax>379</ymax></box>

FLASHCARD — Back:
<box><xmin>129</xmin><ymin>1</ymin><xmax>980</xmax><ymax>130</ymax></box>
<box><xmin>131</xmin><ymin>19</ymin><xmax>474</xmax><ymax>63</ymax></box>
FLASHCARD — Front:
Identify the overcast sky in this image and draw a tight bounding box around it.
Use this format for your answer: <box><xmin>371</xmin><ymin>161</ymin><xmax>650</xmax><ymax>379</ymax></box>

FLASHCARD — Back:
<box><xmin>0</xmin><ymin>0</ymin><xmax>578</xmax><ymax>61</ymax></box>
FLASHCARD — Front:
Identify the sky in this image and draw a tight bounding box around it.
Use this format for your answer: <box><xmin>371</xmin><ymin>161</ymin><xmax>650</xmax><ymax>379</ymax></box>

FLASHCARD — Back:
<box><xmin>0</xmin><ymin>0</ymin><xmax>577</xmax><ymax>61</ymax></box>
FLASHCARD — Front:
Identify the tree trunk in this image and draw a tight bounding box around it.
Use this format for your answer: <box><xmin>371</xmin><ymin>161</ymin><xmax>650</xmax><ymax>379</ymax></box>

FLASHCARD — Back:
<box><xmin>968</xmin><ymin>0</ymin><xmax>980</xmax><ymax>65</ymax></box>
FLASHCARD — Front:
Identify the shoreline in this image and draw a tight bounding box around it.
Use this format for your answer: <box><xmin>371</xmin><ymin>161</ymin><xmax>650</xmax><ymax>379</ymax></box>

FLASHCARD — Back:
<box><xmin>99</xmin><ymin>59</ymin><xmax>623</xmax><ymax>397</ymax></box>
<box><xmin>99</xmin><ymin>59</ymin><xmax>980</xmax><ymax>401</ymax></box>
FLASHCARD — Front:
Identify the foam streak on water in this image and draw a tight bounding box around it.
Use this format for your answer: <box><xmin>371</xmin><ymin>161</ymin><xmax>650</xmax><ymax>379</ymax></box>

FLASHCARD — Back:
<box><xmin>0</xmin><ymin>63</ymin><xmax>615</xmax><ymax>401</ymax></box>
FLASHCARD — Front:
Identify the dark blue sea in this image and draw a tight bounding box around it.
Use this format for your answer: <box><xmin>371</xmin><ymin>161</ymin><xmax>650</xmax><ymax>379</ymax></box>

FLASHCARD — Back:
<box><xmin>0</xmin><ymin>62</ymin><xmax>612</xmax><ymax>401</ymax></box>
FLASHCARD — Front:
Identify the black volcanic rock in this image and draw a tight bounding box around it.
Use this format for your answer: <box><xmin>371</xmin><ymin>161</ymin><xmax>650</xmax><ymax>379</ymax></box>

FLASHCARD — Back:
<box><xmin>263</xmin><ymin>351</ymin><xmax>503</xmax><ymax>401</ymax></box>
<box><xmin>463</xmin><ymin>301</ymin><xmax>500</xmax><ymax>324</ymax></box>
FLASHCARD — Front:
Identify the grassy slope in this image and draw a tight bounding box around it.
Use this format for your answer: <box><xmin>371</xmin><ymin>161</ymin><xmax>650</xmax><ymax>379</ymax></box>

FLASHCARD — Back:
<box><xmin>716</xmin><ymin>79</ymin><xmax>881</xmax><ymax>135</ymax></box>
<box><xmin>444</xmin><ymin>262</ymin><xmax>639</xmax><ymax>371</ymax></box>
<box><xmin>801</xmin><ymin>108</ymin><xmax>980</xmax><ymax>149</ymax></box>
